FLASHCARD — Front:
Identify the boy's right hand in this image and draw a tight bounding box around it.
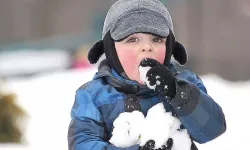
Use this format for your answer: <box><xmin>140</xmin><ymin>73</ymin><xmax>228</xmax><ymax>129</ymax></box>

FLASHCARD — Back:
<box><xmin>139</xmin><ymin>58</ymin><xmax>176</xmax><ymax>99</ymax></box>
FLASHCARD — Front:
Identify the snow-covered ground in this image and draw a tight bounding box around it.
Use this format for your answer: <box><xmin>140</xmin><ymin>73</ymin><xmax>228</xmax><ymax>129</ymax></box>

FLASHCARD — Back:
<box><xmin>1</xmin><ymin>68</ymin><xmax>250</xmax><ymax>150</ymax></box>
<box><xmin>0</xmin><ymin>49</ymin><xmax>71</xmax><ymax>77</ymax></box>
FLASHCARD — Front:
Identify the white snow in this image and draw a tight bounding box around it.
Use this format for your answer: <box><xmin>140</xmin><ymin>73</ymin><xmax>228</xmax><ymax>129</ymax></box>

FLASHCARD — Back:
<box><xmin>138</xmin><ymin>65</ymin><xmax>163</xmax><ymax>91</ymax></box>
<box><xmin>139</xmin><ymin>103</ymin><xmax>175</xmax><ymax>148</ymax></box>
<box><xmin>156</xmin><ymin>80</ymin><xmax>161</xmax><ymax>85</ymax></box>
<box><xmin>1</xmin><ymin>68</ymin><xmax>96</xmax><ymax>150</ymax></box>
<box><xmin>0</xmin><ymin>50</ymin><xmax>71</xmax><ymax>77</ymax></box>
<box><xmin>139</xmin><ymin>66</ymin><xmax>158</xmax><ymax>90</ymax></box>
<box><xmin>170</xmin><ymin>129</ymin><xmax>191</xmax><ymax>150</ymax></box>
<box><xmin>139</xmin><ymin>66</ymin><xmax>151</xmax><ymax>83</ymax></box>
<box><xmin>109</xmin><ymin>111</ymin><xmax>144</xmax><ymax>148</ymax></box>
<box><xmin>1</xmin><ymin>68</ymin><xmax>250</xmax><ymax>150</ymax></box>
<box><xmin>110</xmin><ymin>103</ymin><xmax>191</xmax><ymax>149</ymax></box>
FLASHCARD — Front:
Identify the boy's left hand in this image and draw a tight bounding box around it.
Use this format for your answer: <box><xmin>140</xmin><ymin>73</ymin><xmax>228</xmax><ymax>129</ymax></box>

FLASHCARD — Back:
<box><xmin>139</xmin><ymin>58</ymin><xmax>176</xmax><ymax>99</ymax></box>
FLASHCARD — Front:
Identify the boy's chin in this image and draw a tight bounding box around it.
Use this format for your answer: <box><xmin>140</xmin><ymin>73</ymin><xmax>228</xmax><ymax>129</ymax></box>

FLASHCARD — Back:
<box><xmin>129</xmin><ymin>76</ymin><xmax>144</xmax><ymax>85</ymax></box>
<box><xmin>134</xmin><ymin>78</ymin><xmax>145</xmax><ymax>85</ymax></box>
<box><xmin>137</xmin><ymin>80</ymin><xmax>145</xmax><ymax>85</ymax></box>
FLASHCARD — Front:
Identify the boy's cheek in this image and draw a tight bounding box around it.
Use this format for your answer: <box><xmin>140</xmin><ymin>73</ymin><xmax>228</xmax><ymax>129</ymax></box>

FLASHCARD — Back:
<box><xmin>119</xmin><ymin>53</ymin><xmax>138</xmax><ymax>71</ymax></box>
<box><xmin>156</xmin><ymin>54</ymin><xmax>166</xmax><ymax>65</ymax></box>
<box><xmin>118</xmin><ymin>52</ymin><xmax>139</xmax><ymax>80</ymax></box>
<box><xmin>156</xmin><ymin>48</ymin><xmax>167</xmax><ymax>64</ymax></box>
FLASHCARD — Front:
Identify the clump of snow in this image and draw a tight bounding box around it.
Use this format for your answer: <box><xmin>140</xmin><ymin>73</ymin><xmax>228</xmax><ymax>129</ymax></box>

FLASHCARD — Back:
<box><xmin>170</xmin><ymin>129</ymin><xmax>191</xmax><ymax>150</ymax></box>
<box><xmin>109</xmin><ymin>111</ymin><xmax>144</xmax><ymax>148</ymax></box>
<box><xmin>139</xmin><ymin>65</ymin><xmax>167</xmax><ymax>91</ymax></box>
<box><xmin>139</xmin><ymin>66</ymin><xmax>151</xmax><ymax>83</ymax></box>
<box><xmin>139</xmin><ymin>66</ymin><xmax>158</xmax><ymax>90</ymax></box>
<box><xmin>140</xmin><ymin>103</ymin><xmax>174</xmax><ymax>149</ymax></box>
<box><xmin>110</xmin><ymin>103</ymin><xmax>191</xmax><ymax>149</ymax></box>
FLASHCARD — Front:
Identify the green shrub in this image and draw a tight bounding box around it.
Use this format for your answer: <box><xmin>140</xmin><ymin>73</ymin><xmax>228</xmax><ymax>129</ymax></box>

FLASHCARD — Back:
<box><xmin>0</xmin><ymin>92</ymin><xmax>26</xmax><ymax>143</ymax></box>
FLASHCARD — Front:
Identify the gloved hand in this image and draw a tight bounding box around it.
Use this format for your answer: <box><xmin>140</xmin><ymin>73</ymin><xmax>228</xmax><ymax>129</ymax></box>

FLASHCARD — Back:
<box><xmin>139</xmin><ymin>138</ymin><xmax>173</xmax><ymax>150</ymax></box>
<box><xmin>139</xmin><ymin>58</ymin><xmax>176</xmax><ymax>99</ymax></box>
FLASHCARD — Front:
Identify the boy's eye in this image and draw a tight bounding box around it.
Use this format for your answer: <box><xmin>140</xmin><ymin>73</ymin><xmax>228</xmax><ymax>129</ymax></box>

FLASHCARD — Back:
<box><xmin>153</xmin><ymin>37</ymin><xmax>164</xmax><ymax>43</ymax></box>
<box><xmin>127</xmin><ymin>37</ymin><xmax>139</xmax><ymax>43</ymax></box>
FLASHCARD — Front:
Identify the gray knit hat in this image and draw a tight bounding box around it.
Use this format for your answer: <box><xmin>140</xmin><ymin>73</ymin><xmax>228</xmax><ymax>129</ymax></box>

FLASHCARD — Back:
<box><xmin>88</xmin><ymin>0</ymin><xmax>187</xmax><ymax>67</ymax></box>
<box><xmin>102</xmin><ymin>0</ymin><xmax>174</xmax><ymax>41</ymax></box>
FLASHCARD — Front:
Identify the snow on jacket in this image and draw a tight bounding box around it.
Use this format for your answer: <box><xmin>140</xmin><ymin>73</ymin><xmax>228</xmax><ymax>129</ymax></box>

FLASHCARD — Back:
<box><xmin>68</xmin><ymin>60</ymin><xmax>226</xmax><ymax>150</ymax></box>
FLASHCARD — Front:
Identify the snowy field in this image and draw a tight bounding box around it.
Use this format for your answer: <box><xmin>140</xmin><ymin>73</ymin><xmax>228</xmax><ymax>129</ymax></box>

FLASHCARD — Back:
<box><xmin>1</xmin><ymin>68</ymin><xmax>250</xmax><ymax>150</ymax></box>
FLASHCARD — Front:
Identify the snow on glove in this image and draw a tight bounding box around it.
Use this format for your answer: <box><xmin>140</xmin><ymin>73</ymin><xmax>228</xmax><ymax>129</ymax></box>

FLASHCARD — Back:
<box><xmin>140</xmin><ymin>140</ymin><xmax>155</xmax><ymax>150</ymax></box>
<box><xmin>161</xmin><ymin>138</ymin><xmax>173</xmax><ymax>150</ymax></box>
<box><xmin>140</xmin><ymin>139</ymin><xmax>173</xmax><ymax>150</ymax></box>
<box><xmin>139</xmin><ymin>58</ymin><xmax>176</xmax><ymax>99</ymax></box>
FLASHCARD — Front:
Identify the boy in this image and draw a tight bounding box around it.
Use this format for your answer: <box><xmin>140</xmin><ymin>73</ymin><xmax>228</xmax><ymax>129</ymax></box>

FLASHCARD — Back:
<box><xmin>68</xmin><ymin>0</ymin><xmax>226</xmax><ymax>150</ymax></box>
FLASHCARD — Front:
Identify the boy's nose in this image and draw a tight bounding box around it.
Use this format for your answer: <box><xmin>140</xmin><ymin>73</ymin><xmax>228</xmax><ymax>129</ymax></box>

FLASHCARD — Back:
<box><xmin>141</xmin><ymin>43</ymin><xmax>152</xmax><ymax>52</ymax></box>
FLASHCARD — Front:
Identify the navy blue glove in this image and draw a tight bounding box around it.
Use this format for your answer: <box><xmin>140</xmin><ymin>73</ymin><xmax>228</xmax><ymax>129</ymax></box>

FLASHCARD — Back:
<box><xmin>139</xmin><ymin>58</ymin><xmax>176</xmax><ymax>99</ymax></box>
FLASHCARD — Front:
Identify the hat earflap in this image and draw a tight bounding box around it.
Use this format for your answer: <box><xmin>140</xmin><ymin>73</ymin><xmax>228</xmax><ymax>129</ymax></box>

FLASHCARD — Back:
<box><xmin>87</xmin><ymin>40</ymin><xmax>104</xmax><ymax>64</ymax></box>
<box><xmin>172</xmin><ymin>41</ymin><xmax>188</xmax><ymax>65</ymax></box>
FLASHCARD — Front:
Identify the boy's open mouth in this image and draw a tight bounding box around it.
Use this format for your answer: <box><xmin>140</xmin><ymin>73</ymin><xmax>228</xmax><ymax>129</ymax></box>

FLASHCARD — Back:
<box><xmin>138</xmin><ymin>57</ymin><xmax>156</xmax><ymax>68</ymax></box>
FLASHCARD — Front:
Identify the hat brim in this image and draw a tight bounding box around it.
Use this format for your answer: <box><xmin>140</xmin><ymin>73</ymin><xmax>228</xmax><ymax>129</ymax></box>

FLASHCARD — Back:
<box><xmin>110</xmin><ymin>11</ymin><xmax>171</xmax><ymax>41</ymax></box>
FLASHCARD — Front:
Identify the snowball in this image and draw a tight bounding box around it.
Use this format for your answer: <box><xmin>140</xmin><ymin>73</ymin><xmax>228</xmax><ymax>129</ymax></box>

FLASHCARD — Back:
<box><xmin>170</xmin><ymin>129</ymin><xmax>191</xmax><ymax>150</ymax></box>
<box><xmin>110</xmin><ymin>103</ymin><xmax>192</xmax><ymax>149</ymax></box>
<box><xmin>140</xmin><ymin>103</ymin><xmax>175</xmax><ymax>149</ymax></box>
<box><xmin>139</xmin><ymin>65</ymin><xmax>163</xmax><ymax>90</ymax></box>
<box><xmin>109</xmin><ymin>111</ymin><xmax>145</xmax><ymax>148</ymax></box>
<box><xmin>139</xmin><ymin>66</ymin><xmax>158</xmax><ymax>90</ymax></box>
<box><xmin>139</xmin><ymin>66</ymin><xmax>151</xmax><ymax>84</ymax></box>
<box><xmin>169</xmin><ymin>117</ymin><xmax>181</xmax><ymax>131</ymax></box>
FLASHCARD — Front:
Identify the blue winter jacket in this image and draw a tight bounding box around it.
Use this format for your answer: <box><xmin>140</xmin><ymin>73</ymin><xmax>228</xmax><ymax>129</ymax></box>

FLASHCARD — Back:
<box><xmin>68</xmin><ymin>60</ymin><xmax>226</xmax><ymax>150</ymax></box>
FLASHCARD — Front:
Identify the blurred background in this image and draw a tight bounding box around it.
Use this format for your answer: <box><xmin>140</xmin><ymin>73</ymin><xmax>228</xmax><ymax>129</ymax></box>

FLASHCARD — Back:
<box><xmin>0</xmin><ymin>0</ymin><xmax>249</xmax><ymax>149</ymax></box>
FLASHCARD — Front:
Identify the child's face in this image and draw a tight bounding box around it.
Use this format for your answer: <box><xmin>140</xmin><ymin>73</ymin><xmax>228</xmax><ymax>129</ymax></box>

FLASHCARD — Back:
<box><xmin>114</xmin><ymin>33</ymin><xmax>166</xmax><ymax>84</ymax></box>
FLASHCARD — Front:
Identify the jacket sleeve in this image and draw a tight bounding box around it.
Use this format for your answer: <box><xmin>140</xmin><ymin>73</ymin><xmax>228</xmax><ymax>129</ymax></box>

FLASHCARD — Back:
<box><xmin>170</xmin><ymin>71</ymin><xmax>226</xmax><ymax>144</ymax></box>
<box><xmin>68</xmin><ymin>89</ymin><xmax>140</xmax><ymax>150</ymax></box>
